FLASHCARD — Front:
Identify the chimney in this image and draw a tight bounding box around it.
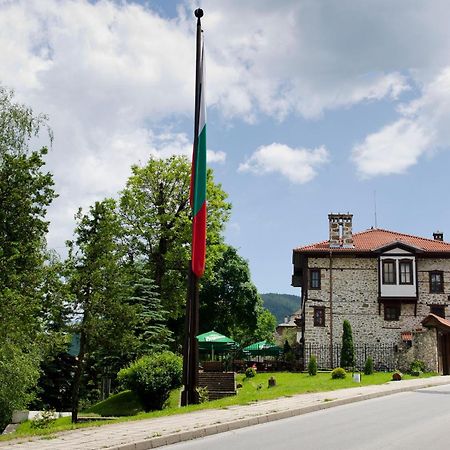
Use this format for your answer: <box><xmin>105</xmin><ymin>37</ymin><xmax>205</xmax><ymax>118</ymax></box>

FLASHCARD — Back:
<box><xmin>328</xmin><ymin>213</ymin><xmax>354</xmax><ymax>248</ymax></box>
<box><xmin>433</xmin><ymin>231</ymin><xmax>444</xmax><ymax>241</ymax></box>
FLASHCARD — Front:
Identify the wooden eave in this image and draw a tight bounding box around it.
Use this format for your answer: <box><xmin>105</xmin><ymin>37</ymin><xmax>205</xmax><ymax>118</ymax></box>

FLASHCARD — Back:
<box><xmin>422</xmin><ymin>313</ymin><xmax>450</xmax><ymax>332</ymax></box>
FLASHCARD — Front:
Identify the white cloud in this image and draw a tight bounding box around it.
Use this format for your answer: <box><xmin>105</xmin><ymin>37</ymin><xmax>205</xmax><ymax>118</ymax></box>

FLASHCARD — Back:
<box><xmin>352</xmin><ymin>119</ymin><xmax>432</xmax><ymax>178</ymax></box>
<box><xmin>352</xmin><ymin>66</ymin><xmax>450</xmax><ymax>177</ymax></box>
<box><xmin>1</xmin><ymin>0</ymin><xmax>450</xmax><ymax>246</ymax></box>
<box><xmin>239</xmin><ymin>143</ymin><xmax>329</xmax><ymax>184</ymax></box>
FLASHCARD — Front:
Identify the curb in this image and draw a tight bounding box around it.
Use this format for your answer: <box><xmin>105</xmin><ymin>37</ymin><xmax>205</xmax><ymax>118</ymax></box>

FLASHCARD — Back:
<box><xmin>105</xmin><ymin>378</ymin><xmax>450</xmax><ymax>450</ymax></box>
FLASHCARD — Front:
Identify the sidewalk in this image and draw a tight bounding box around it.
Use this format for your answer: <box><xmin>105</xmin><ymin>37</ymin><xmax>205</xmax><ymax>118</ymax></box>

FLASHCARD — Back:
<box><xmin>2</xmin><ymin>376</ymin><xmax>449</xmax><ymax>450</ymax></box>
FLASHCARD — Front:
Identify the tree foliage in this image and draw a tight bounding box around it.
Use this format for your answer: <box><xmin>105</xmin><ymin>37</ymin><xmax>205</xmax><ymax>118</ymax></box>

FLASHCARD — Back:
<box><xmin>199</xmin><ymin>245</ymin><xmax>275</xmax><ymax>345</ymax></box>
<box><xmin>66</xmin><ymin>199</ymin><xmax>138</xmax><ymax>422</ymax></box>
<box><xmin>260</xmin><ymin>293</ymin><xmax>300</xmax><ymax>323</ymax></box>
<box><xmin>117</xmin><ymin>351</ymin><xmax>182</xmax><ymax>411</ymax></box>
<box><xmin>119</xmin><ymin>155</ymin><xmax>231</xmax><ymax>323</ymax></box>
<box><xmin>340</xmin><ymin>320</ymin><xmax>355</xmax><ymax>369</ymax></box>
<box><xmin>128</xmin><ymin>270</ymin><xmax>172</xmax><ymax>355</ymax></box>
<box><xmin>0</xmin><ymin>87</ymin><xmax>57</xmax><ymax>428</ymax></box>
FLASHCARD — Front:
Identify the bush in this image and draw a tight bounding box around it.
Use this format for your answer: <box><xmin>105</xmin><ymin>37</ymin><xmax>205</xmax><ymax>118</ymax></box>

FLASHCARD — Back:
<box><xmin>117</xmin><ymin>351</ymin><xmax>182</xmax><ymax>412</ymax></box>
<box><xmin>30</xmin><ymin>409</ymin><xmax>57</xmax><ymax>429</ymax></box>
<box><xmin>331</xmin><ymin>367</ymin><xmax>347</xmax><ymax>379</ymax></box>
<box><xmin>196</xmin><ymin>386</ymin><xmax>209</xmax><ymax>403</ymax></box>
<box><xmin>410</xmin><ymin>360</ymin><xmax>425</xmax><ymax>375</ymax></box>
<box><xmin>308</xmin><ymin>355</ymin><xmax>318</xmax><ymax>376</ymax></box>
<box><xmin>245</xmin><ymin>367</ymin><xmax>256</xmax><ymax>378</ymax></box>
<box><xmin>364</xmin><ymin>357</ymin><xmax>374</xmax><ymax>375</ymax></box>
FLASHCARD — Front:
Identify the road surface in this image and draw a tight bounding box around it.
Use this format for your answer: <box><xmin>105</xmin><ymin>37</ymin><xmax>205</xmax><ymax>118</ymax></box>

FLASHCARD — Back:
<box><xmin>166</xmin><ymin>384</ymin><xmax>450</xmax><ymax>450</ymax></box>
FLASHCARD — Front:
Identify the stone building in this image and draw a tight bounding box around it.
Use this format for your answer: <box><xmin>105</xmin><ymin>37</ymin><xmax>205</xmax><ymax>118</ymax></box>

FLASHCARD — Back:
<box><xmin>292</xmin><ymin>213</ymin><xmax>450</xmax><ymax>374</ymax></box>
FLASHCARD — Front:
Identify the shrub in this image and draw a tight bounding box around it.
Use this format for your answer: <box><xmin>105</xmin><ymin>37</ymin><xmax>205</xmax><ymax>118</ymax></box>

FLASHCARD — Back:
<box><xmin>117</xmin><ymin>351</ymin><xmax>182</xmax><ymax>411</ymax></box>
<box><xmin>308</xmin><ymin>355</ymin><xmax>318</xmax><ymax>376</ymax></box>
<box><xmin>340</xmin><ymin>320</ymin><xmax>355</xmax><ymax>369</ymax></box>
<box><xmin>30</xmin><ymin>409</ymin><xmax>57</xmax><ymax>429</ymax></box>
<box><xmin>410</xmin><ymin>360</ymin><xmax>425</xmax><ymax>375</ymax></box>
<box><xmin>364</xmin><ymin>357</ymin><xmax>374</xmax><ymax>375</ymax></box>
<box><xmin>331</xmin><ymin>367</ymin><xmax>347</xmax><ymax>379</ymax></box>
<box><xmin>196</xmin><ymin>386</ymin><xmax>209</xmax><ymax>403</ymax></box>
<box><xmin>245</xmin><ymin>367</ymin><xmax>256</xmax><ymax>378</ymax></box>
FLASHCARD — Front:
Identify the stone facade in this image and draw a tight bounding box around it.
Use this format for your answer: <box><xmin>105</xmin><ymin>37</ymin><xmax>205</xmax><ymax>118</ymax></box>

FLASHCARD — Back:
<box><xmin>304</xmin><ymin>256</ymin><xmax>450</xmax><ymax>353</ymax></box>
<box><xmin>397</xmin><ymin>328</ymin><xmax>438</xmax><ymax>373</ymax></box>
<box><xmin>293</xmin><ymin>214</ymin><xmax>450</xmax><ymax>373</ymax></box>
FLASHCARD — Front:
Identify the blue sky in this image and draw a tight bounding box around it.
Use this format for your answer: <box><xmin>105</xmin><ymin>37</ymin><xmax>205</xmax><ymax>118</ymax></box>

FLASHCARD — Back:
<box><xmin>2</xmin><ymin>0</ymin><xmax>450</xmax><ymax>297</ymax></box>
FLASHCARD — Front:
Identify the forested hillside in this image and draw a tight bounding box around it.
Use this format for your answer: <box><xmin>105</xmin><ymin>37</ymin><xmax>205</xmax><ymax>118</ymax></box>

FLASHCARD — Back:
<box><xmin>261</xmin><ymin>293</ymin><xmax>300</xmax><ymax>323</ymax></box>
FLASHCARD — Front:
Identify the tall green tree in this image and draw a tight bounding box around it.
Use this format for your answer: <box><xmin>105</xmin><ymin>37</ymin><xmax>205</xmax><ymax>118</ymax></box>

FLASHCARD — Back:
<box><xmin>199</xmin><ymin>245</ymin><xmax>275</xmax><ymax>345</ymax></box>
<box><xmin>66</xmin><ymin>199</ymin><xmax>137</xmax><ymax>422</ymax></box>
<box><xmin>119</xmin><ymin>155</ymin><xmax>231</xmax><ymax>339</ymax></box>
<box><xmin>0</xmin><ymin>88</ymin><xmax>57</xmax><ymax>428</ymax></box>
<box><xmin>340</xmin><ymin>319</ymin><xmax>355</xmax><ymax>369</ymax></box>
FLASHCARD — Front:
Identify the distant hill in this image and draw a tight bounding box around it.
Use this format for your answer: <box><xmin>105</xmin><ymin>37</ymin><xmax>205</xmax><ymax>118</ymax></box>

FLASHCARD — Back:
<box><xmin>261</xmin><ymin>293</ymin><xmax>300</xmax><ymax>324</ymax></box>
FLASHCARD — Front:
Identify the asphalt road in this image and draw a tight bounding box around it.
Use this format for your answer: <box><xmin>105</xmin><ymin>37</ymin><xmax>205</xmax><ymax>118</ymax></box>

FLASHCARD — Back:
<box><xmin>165</xmin><ymin>384</ymin><xmax>450</xmax><ymax>450</ymax></box>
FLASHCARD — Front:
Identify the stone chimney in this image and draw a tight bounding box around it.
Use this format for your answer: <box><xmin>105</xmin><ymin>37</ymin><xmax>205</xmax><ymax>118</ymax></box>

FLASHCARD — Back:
<box><xmin>328</xmin><ymin>213</ymin><xmax>354</xmax><ymax>248</ymax></box>
<box><xmin>433</xmin><ymin>231</ymin><xmax>444</xmax><ymax>241</ymax></box>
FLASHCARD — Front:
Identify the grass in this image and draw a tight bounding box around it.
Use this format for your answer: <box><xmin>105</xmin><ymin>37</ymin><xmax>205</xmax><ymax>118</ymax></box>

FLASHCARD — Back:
<box><xmin>2</xmin><ymin>370</ymin><xmax>436</xmax><ymax>441</ymax></box>
<box><xmin>84</xmin><ymin>390</ymin><xmax>143</xmax><ymax>417</ymax></box>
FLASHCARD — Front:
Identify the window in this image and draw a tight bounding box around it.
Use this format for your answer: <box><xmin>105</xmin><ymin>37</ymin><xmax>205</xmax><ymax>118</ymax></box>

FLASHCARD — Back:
<box><xmin>309</xmin><ymin>269</ymin><xmax>321</xmax><ymax>289</ymax></box>
<box><xmin>430</xmin><ymin>305</ymin><xmax>445</xmax><ymax>318</ymax></box>
<box><xmin>382</xmin><ymin>260</ymin><xmax>396</xmax><ymax>285</ymax></box>
<box><xmin>429</xmin><ymin>271</ymin><xmax>444</xmax><ymax>293</ymax></box>
<box><xmin>313</xmin><ymin>307</ymin><xmax>325</xmax><ymax>327</ymax></box>
<box><xmin>384</xmin><ymin>304</ymin><xmax>400</xmax><ymax>321</ymax></box>
<box><xmin>399</xmin><ymin>260</ymin><xmax>413</xmax><ymax>285</ymax></box>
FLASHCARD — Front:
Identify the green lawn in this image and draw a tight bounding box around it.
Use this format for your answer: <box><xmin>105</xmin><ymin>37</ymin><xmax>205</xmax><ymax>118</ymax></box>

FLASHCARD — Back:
<box><xmin>2</xmin><ymin>371</ymin><xmax>436</xmax><ymax>441</ymax></box>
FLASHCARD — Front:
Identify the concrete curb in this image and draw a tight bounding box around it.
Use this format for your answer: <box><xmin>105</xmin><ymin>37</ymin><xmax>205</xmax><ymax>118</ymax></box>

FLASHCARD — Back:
<box><xmin>105</xmin><ymin>378</ymin><xmax>450</xmax><ymax>450</ymax></box>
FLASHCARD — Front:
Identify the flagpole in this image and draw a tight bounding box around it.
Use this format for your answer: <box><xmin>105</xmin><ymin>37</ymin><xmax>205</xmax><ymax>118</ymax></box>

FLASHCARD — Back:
<box><xmin>181</xmin><ymin>7</ymin><xmax>204</xmax><ymax>407</ymax></box>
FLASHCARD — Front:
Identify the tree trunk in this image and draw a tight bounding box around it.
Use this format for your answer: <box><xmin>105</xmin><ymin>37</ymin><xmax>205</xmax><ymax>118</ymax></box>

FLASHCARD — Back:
<box><xmin>71</xmin><ymin>329</ymin><xmax>87</xmax><ymax>424</ymax></box>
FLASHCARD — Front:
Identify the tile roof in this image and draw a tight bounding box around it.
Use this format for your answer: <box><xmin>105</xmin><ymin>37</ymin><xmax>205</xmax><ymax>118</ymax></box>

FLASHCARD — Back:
<box><xmin>294</xmin><ymin>228</ymin><xmax>450</xmax><ymax>254</ymax></box>
<box><xmin>422</xmin><ymin>314</ymin><xmax>450</xmax><ymax>331</ymax></box>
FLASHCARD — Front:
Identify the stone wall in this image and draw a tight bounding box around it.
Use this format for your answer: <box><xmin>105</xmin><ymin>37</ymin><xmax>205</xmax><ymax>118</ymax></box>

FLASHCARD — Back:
<box><xmin>304</xmin><ymin>255</ymin><xmax>450</xmax><ymax>368</ymax></box>
<box><xmin>397</xmin><ymin>328</ymin><xmax>438</xmax><ymax>373</ymax></box>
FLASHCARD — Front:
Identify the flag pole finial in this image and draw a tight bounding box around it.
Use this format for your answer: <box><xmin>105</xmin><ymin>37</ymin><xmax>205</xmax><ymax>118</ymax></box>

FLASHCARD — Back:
<box><xmin>194</xmin><ymin>8</ymin><xmax>204</xmax><ymax>19</ymax></box>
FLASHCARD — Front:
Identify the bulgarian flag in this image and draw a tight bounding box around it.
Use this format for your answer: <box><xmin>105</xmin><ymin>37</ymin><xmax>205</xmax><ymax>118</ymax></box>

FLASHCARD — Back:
<box><xmin>190</xmin><ymin>40</ymin><xmax>206</xmax><ymax>277</ymax></box>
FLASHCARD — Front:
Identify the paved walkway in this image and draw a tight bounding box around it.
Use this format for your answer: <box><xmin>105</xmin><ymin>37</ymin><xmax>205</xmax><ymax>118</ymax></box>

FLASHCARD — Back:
<box><xmin>2</xmin><ymin>376</ymin><xmax>450</xmax><ymax>450</ymax></box>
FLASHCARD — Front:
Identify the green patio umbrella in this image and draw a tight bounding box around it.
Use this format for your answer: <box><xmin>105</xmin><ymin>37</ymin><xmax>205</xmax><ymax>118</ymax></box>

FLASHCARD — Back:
<box><xmin>196</xmin><ymin>330</ymin><xmax>236</xmax><ymax>359</ymax></box>
<box><xmin>243</xmin><ymin>340</ymin><xmax>282</xmax><ymax>357</ymax></box>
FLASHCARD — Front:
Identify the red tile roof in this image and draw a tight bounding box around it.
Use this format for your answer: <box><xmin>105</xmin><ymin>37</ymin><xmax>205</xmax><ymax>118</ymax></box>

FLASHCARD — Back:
<box><xmin>422</xmin><ymin>314</ymin><xmax>450</xmax><ymax>331</ymax></box>
<box><xmin>294</xmin><ymin>228</ymin><xmax>450</xmax><ymax>254</ymax></box>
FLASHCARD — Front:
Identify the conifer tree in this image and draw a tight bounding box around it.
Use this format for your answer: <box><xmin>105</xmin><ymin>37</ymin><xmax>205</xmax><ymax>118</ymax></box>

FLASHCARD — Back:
<box><xmin>340</xmin><ymin>320</ymin><xmax>355</xmax><ymax>369</ymax></box>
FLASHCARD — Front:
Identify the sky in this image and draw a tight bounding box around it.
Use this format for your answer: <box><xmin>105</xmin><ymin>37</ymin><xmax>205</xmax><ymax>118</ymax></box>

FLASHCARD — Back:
<box><xmin>2</xmin><ymin>0</ymin><xmax>450</xmax><ymax>298</ymax></box>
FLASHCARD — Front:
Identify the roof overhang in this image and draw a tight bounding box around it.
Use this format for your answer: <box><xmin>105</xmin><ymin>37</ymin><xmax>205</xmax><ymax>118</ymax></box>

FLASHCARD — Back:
<box><xmin>372</xmin><ymin>240</ymin><xmax>424</xmax><ymax>254</ymax></box>
<box><xmin>422</xmin><ymin>314</ymin><xmax>450</xmax><ymax>332</ymax></box>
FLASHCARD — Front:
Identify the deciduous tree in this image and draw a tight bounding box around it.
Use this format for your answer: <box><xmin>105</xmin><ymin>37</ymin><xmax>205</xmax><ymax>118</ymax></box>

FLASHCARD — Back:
<box><xmin>0</xmin><ymin>88</ymin><xmax>57</xmax><ymax>428</ymax></box>
<box><xmin>119</xmin><ymin>156</ymin><xmax>231</xmax><ymax>342</ymax></box>
<box><xmin>66</xmin><ymin>199</ymin><xmax>137</xmax><ymax>422</ymax></box>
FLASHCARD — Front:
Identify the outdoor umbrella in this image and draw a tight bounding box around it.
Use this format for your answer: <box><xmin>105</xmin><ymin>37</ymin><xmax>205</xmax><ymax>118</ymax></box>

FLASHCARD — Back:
<box><xmin>196</xmin><ymin>330</ymin><xmax>236</xmax><ymax>359</ymax></box>
<box><xmin>242</xmin><ymin>340</ymin><xmax>282</xmax><ymax>357</ymax></box>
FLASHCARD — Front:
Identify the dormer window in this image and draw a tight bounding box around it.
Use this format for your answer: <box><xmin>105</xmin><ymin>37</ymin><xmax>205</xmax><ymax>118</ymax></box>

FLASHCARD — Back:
<box><xmin>382</xmin><ymin>260</ymin><xmax>396</xmax><ymax>285</ymax></box>
<box><xmin>399</xmin><ymin>260</ymin><xmax>413</xmax><ymax>285</ymax></box>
